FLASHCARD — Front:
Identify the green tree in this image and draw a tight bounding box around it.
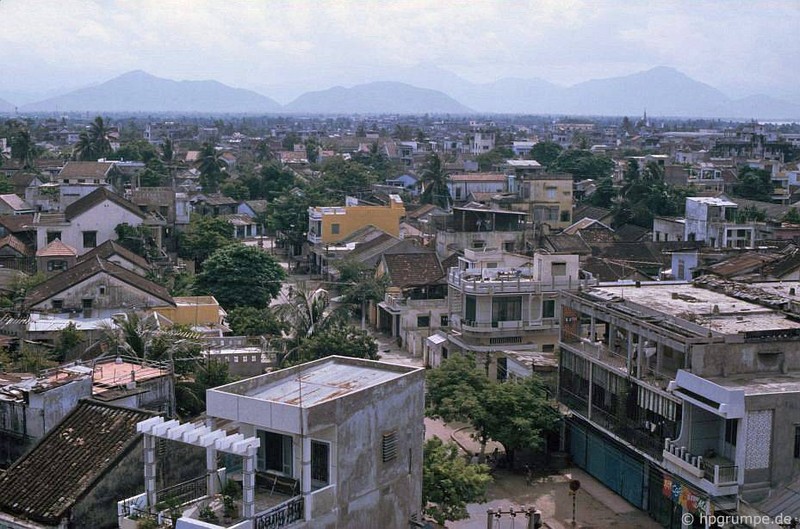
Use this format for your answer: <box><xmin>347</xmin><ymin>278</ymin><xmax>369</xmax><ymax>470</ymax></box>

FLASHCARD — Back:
<box><xmin>198</xmin><ymin>143</ymin><xmax>226</xmax><ymax>193</ymax></box>
<box><xmin>529</xmin><ymin>141</ymin><xmax>562</xmax><ymax>166</ymax></box>
<box><xmin>783</xmin><ymin>207</ymin><xmax>800</xmax><ymax>224</ymax></box>
<box><xmin>53</xmin><ymin>322</ymin><xmax>82</xmax><ymax>362</ymax></box>
<box><xmin>74</xmin><ymin>116</ymin><xmax>113</xmax><ymax>161</ymax></box>
<box><xmin>227</xmin><ymin>306</ymin><xmax>285</xmax><ymax>336</ymax></box>
<box><xmin>422</xmin><ymin>437</ymin><xmax>492</xmax><ymax>526</ymax></box>
<box><xmin>475</xmin><ymin>146</ymin><xmax>513</xmax><ymax>171</ymax></box>
<box><xmin>550</xmin><ymin>149</ymin><xmax>614</xmax><ymax>181</ymax></box>
<box><xmin>176</xmin><ymin>358</ymin><xmax>230</xmax><ymax>417</ymax></box>
<box><xmin>10</xmin><ymin>129</ymin><xmax>39</xmax><ymax>169</ymax></box>
<box><xmin>426</xmin><ymin>355</ymin><xmax>492</xmax><ymax>459</ymax></box>
<box><xmin>275</xmin><ymin>285</ymin><xmax>347</xmax><ymax>345</ymax></box>
<box><xmin>733</xmin><ymin>166</ymin><xmax>774</xmax><ymax>202</ymax></box>
<box><xmin>194</xmin><ymin>244</ymin><xmax>286</xmax><ymax>309</ymax></box>
<box><xmin>420</xmin><ymin>153</ymin><xmax>451</xmax><ymax>209</ymax></box>
<box><xmin>335</xmin><ymin>259</ymin><xmax>388</xmax><ymax>329</ymax></box>
<box><xmin>482</xmin><ymin>376</ymin><xmax>559</xmax><ymax>466</ymax></box>
<box><xmin>178</xmin><ymin>215</ymin><xmax>236</xmax><ymax>266</ymax></box>
<box><xmin>316</xmin><ymin>158</ymin><xmax>375</xmax><ymax>200</ymax></box>
<box><xmin>161</xmin><ymin>138</ymin><xmax>174</xmax><ymax>163</ymax></box>
<box><xmin>115</xmin><ymin>223</ymin><xmax>159</xmax><ymax>260</ymax></box>
<box><xmin>287</xmin><ymin>323</ymin><xmax>378</xmax><ymax>366</ymax></box>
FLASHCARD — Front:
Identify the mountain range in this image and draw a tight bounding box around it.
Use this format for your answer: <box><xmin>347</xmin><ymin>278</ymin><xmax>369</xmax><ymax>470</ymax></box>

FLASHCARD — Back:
<box><xmin>6</xmin><ymin>67</ymin><xmax>800</xmax><ymax>119</ymax></box>
<box><xmin>20</xmin><ymin>71</ymin><xmax>282</xmax><ymax>113</ymax></box>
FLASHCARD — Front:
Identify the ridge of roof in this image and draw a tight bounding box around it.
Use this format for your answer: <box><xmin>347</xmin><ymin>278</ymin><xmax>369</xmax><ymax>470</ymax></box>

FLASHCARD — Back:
<box><xmin>64</xmin><ymin>187</ymin><xmax>145</xmax><ymax>221</ymax></box>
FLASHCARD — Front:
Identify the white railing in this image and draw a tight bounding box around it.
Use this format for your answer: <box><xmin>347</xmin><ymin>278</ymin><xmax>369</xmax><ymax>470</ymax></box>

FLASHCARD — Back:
<box><xmin>664</xmin><ymin>439</ymin><xmax>738</xmax><ymax>486</ymax></box>
<box><xmin>448</xmin><ymin>267</ymin><xmax>589</xmax><ymax>294</ymax></box>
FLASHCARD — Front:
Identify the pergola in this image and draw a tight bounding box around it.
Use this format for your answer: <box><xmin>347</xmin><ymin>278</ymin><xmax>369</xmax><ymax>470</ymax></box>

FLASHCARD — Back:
<box><xmin>136</xmin><ymin>416</ymin><xmax>261</xmax><ymax>519</ymax></box>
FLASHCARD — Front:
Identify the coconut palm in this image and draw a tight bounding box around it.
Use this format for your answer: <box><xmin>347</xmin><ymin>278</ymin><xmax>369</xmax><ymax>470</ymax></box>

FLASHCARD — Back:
<box><xmin>420</xmin><ymin>152</ymin><xmax>451</xmax><ymax>209</ymax></box>
<box><xmin>10</xmin><ymin>129</ymin><xmax>38</xmax><ymax>169</ymax></box>
<box><xmin>73</xmin><ymin>116</ymin><xmax>112</xmax><ymax>161</ymax></box>
<box><xmin>198</xmin><ymin>142</ymin><xmax>226</xmax><ymax>192</ymax></box>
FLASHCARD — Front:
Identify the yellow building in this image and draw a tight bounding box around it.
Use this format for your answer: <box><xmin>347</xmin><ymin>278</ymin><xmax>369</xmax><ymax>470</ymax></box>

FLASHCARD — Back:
<box><xmin>512</xmin><ymin>173</ymin><xmax>573</xmax><ymax>229</ymax></box>
<box><xmin>153</xmin><ymin>296</ymin><xmax>227</xmax><ymax>330</ymax></box>
<box><xmin>307</xmin><ymin>195</ymin><xmax>405</xmax><ymax>244</ymax></box>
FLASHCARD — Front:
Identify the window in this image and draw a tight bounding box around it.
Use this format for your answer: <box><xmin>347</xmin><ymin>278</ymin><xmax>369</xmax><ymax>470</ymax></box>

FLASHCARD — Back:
<box><xmin>472</xmin><ymin>240</ymin><xmax>485</xmax><ymax>249</ymax></box>
<box><xmin>52</xmin><ymin>299</ymin><xmax>63</xmax><ymax>311</ymax></box>
<box><xmin>258</xmin><ymin>430</ymin><xmax>294</xmax><ymax>475</ymax></box>
<box><xmin>82</xmin><ymin>230</ymin><xmax>97</xmax><ymax>248</ymax></box>
<box><xmin>725</xmin><ymin>419</ymin><xmax>738</xmax><ymax>446</ymax></box>
<box><xmin>382</xmin><ymin>431</ymin><xmax>398</xmax><ymax>463</ymax></box>
<box><xmin>543</xmin><ymin>344</ymin><xmax>555</xmax><ymax>353</ymax></box>
<box><xmin>47</xmin><ymin>260</ymin><xmax>68</xmax><ymax>272</ymax></box>
<box><xmin>331</xmin><ymin>223</ymin><xmax>340</xmax><ymax>235</ymax></box>
<box><xmin>795</xmin><ymin>426</ymin><xmax>800</xmax><ymax>458</ymax></box>
<box><xmin>552</xmin><ymin>263</ymin><xmax>567</xmax><ymax>276</ymax></box>
<box><xmin>546</xmin><ymin>187</ymin><xmax>557</xmax><ymax>199</ymax></box>
<box><xmin>311</xmin><ymin>441</ymin><xmax>330</xmax><ymax>489</ymax></box>
<box><xmin>417</xmin><ymin>315</ymin><xmax>430</xmax><ymax>328</ymax></box>
<box><xmin>99</xmin><ymin>286</ymin><xmax>106</xmax><ymax>295</ymax></box>
<box><xmin>560</xmin><ymin>211</ymin><xmax>570</xmax><ymax>222</ymax></box>
<box><xmin>440</xmin><ymin>315</ymin><xmax>449</xmax><ymax>327</ymax></box>
<box><xmin>82</xmin><ymin>298</ymin><xmax>93</xmax><ymax>310</ymax></box>
<box><xmin>46</xmin><ymin>231</ymin><xmax>61</xmax><ymax>244</ymax></box>
<box><xmin>465</xmin><ymin>295</ymin><xmax>476</xmax><ymax>323</ymax></box>
<box><xmin>492</xmin><ymin>296</ymin><xmax>522</xmax><ymax>323</ymax></box>
<box><xmin>543</xmin><ymin>299</ymin><xmax>556</xmax><ymax>319</ymax></box>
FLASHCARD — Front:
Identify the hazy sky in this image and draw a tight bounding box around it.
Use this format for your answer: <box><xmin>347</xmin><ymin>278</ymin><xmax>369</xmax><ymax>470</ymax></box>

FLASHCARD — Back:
<box><xmin>1</xmin><ymin>0</ymin><xmax>799</xmax><ymax>102</ymax></box>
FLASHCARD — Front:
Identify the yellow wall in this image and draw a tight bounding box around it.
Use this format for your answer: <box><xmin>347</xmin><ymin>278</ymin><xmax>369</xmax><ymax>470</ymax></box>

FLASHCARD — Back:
<box><xmin>154</xmin><ymin>296</ymin><xmax>223</xmax><ymax>326</ymax></box>
<box><xmin>514</xmin><ymin>177</ymin><xmax>573</xmax><ymax>228</ymax></box>
<box><xmin>319</xmin><ymin>200</ymin><xmax>405</xmax><ymax>243</ymax></box>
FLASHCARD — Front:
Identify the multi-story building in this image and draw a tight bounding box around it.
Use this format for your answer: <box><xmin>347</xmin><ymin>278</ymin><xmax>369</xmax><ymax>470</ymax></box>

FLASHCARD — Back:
<box><xmin>558</xmin><ymin>278</ymin><xmax>800</xmax><ymax>527</ymax></box>
<box><xmin>433</xmin><ymin>205</ymin><xmax>528</xmax><ymax>258</ymax></box>
<box><xmin>435</xmin><ymin>248</ymin><xmax>584</xmax><ymax>380</ymax></box>
<box><xmin>121</xmin><ymin>356</ymin><xmax>424</xmax><ymax>529</ymax></box>
<box><xmin>684</xmin><ymin>196</ymin><xmax>758</xmax><ymax>249</ymax></box>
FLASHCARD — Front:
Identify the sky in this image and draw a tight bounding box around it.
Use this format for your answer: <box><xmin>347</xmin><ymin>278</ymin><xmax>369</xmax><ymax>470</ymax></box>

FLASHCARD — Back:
<box><xmin>1</xmin><ymin>0</ymin><xmax>799</xmax><ymax>104</ymax></box>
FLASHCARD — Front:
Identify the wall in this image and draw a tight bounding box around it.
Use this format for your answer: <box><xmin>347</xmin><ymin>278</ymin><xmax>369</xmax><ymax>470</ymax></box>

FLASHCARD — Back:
<box><xmin>302</xmin><ymin>367</ymin><xmax>425</xmax><ymax>529</ymax></box>
<box><xmin>27</xmin><ymin>377</ymin><xmax>93</xmax><ymax>439</ymax></box>
<box><xmin>30</xmin><ymin>273</ymin><xmax>172</xmax><ymax>313</ymax></box>
<box><xmin>318</xmin><ymin>200</ymin><xmax>404</xmax><ymax>243</ymax></box>
<box><xmin>435</xmin><ymin>230</ymin><xmax>522</xmax><ymax>258</ymax></box>
<box><xmin>36</xmin><ymin>199</ymin><xmax>144</xmax><ymax>254</ymax></box>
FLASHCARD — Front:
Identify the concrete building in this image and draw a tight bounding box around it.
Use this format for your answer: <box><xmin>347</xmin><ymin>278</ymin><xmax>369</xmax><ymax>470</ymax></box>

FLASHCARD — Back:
<box><xmin>121</xmin><ymin>356</ymin><xmax>425</xmax><ymax>529</ymax></box>
<box><xmin>557</xmin><ymin>278</ymin><xmax>800</xmax><ymax>527</ymax></box>
<box><xmin>684</xmin><ymin>196</ymin><xmax>758</xmax><ymax>249</ymax></box>
<box><xmin>435</xmin><ymin>248</ymin><xmax>585</xmax><ymax>380</ymax></box>
<box><xmin>307</xmin><ymin>195</ymin><xmax>405</xmax><ymax>245</ymax></box>
<box><xmin>433</xmin><ymin>205</ymin><xmax>527</xmax><ymax>257</ymax></box>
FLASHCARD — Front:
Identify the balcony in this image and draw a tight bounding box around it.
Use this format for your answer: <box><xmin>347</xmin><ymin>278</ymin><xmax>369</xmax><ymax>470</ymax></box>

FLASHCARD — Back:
<box><xmin>119</xmin><ymin>471</ymin><xmax>304</xmax><ymax>529</ymax></box>
<box><xmin>448</xmin><ymin>267</ymin><xmax>588</xmax><ymax>294</ymax></box>
<box><xmin>458</xmin><ymin>317</ymin><xmax>557</xmax><ymax>333</ymax></box>
<box><xmin>382</xmin><ymin>294</ymin><xmax>447</xmax><ymax>313</ymax></box>
<box><xmin>662</xmin><ymin>439</ymin><xmax>739</xmax><ymax>496</ymax></box>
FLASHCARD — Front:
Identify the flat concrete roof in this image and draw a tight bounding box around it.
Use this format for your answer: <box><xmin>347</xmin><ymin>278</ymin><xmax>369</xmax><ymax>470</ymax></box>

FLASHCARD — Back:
<box><xmin>591</xmin><ymin>283</ymin><xmax>800</xmax><ymax>334</ymax></box>
<box><xmin>710</xmin><ymin>372</ymin><xmax>800</xmax><ymax>396</ymax></box>
<box><xmin>218</xmin><ymin>356</ymin><xmax>421</xmax><ymax>408</ymax></box>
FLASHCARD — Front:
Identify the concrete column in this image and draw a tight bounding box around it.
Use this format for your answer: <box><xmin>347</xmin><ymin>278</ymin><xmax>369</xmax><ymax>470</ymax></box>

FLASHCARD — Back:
<box><xmin>242</xmin><ymin>448</ymin><xmax>257</xmax><ymax>519</ymax></box>
<box><xmin>143</xmin><ymin>434</ymin><xmax>157</xmax><ymax>510</ymax></box>
<box><xmin>635</xmin><ymin>335</ymin><xmax>643</xmax><ymax>378</ymax></box>
<box><xmin>302</xmin><ymin>436</ymin><xmax>312</xmax><ymax>520</ymax></box>
<box><xmin>206</xmin><ymin>446</ymin><xmax>218</xmax><ymax>496</ymax></box>
<box><xmin>589</xmin><ymin>315</ymin><xmax>596</xmax><ymax>341</ymax></box>
<box><xmin>656</xmin><ymin>342</ymin><xmax>664</xmax><ymax>375</ymax></box>
<box><xmin>587</xmin><ymin>363</ymin><xmax>594</xmax><ymax>422</ymax></box>
<box><xmin>626</xmin><ymin>330</ymin><xmax>634</xmax><ymax>374</ymax></box>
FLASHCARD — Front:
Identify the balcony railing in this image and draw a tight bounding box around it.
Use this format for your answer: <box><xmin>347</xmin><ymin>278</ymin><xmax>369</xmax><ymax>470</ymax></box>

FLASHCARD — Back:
<box><xmin>383</xmin><ymin>294</ymin><xmax>447</xmax><ymax>312</ymax></box>
<box><xmin>664</xmin><ymin>439</ymin><xmax>738</xmax><ymax>486</ymax></box>
<box><xmin>448</xmin><ymin>267</ymin><xmax>586</xmax><ymax>294</ymax></box>
<box><xmin>253</xmin><ymin>495</ymin><xmax>304</xmax><ymax>529</ymax></box>
<box><xmin>157</xmin><ymin>474</ymin><xmax>208</xmax><ymax>506</ymax></box>
<box><xmin>460</xmin><ymin>318</ymin><xmax>557</xmax><ymax>332</ymax></box>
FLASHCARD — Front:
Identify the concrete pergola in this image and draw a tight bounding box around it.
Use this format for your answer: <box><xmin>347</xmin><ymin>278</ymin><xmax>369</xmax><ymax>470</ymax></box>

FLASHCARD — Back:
<box><xmin>136</xmin><ymin>417</ymin><xmax>261</xmax><ymax>519</ymax></box>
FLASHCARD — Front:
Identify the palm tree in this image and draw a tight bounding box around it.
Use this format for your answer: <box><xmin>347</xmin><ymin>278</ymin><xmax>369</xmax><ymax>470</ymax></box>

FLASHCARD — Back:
<box><xmin>420</xmin><ymin>152</ymin><xmax>451</xmax><ymax>209</ymax></box>
<box><xmin>73</xmin><ymin>117</ymin><xmax>112</xmax><ymax>161</ymax></box>
<box><xmin>10</xmin><ymin>129</ymin><xmax>38</xmax><ymax>169</ymax></box>
<box><xmin>198</xmin><ymin>142</ymin><xmax>226</xmax><ymax>192</ymax></box>
<box><xmin>88</xmin><ymin>116</ymin><xmax>112</xmax><ymax>158</ymax></box>
<box><xmin>274</xmin><ymin>284</ymin><xmax>349</xmax><ymax>365</ymax></box>
<box><xmin>161</xmin><ymin>138</ymin><xmax>174</xmax><ymax>163</ymax></box>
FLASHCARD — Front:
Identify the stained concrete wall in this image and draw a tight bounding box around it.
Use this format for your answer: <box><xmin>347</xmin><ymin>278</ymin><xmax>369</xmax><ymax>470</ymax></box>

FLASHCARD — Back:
<box><xmin>299</xmin><ymin>366</ymin><xmax>425</xmax><ymax>529</ymax></box>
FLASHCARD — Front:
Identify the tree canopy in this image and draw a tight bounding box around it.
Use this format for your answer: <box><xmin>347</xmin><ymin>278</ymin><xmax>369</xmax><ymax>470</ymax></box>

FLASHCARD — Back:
<box><xmin>194</xmin><ymin>244</ymin><xmax>285</xmax><ymax>309</ymax></box>
<box><xmin>423</xmin><ymin>437</ymin><xmax>492</xmax><ymax>526</ymax></box>
<box><xmin>550</xmin><ymin>149</ymin><xmax>614</xmax><ymax>181</ymax></box>
<box><xmin>426</xmin><ymin>355</ymin><xmax>559</xmax><ymax>464</ymax></box>
<box><xmin>178</xmin><ymin>215</ymin><xmax>236</xmax><ymax>266</ymax></box>
<box><xmin>529</xmin><ymin>141</ymin><xmax>562</xmax><ymax>166</ymax></box>
<box><xmin>732</xmin><ymin>166</ymin><xmax>774</xmax><ymax>202</ymax></box>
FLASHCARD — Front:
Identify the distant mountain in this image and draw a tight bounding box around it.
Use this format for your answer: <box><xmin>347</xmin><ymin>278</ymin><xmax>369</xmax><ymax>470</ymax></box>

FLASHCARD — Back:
<box><xmin>0</xmin><ymin>97</ymin><xmax>14</xmax><ymax>113</ymax></box>
<box><xmin>21</xmin><ymin>71</ymin><xmax>283</xmax><ymax>113</ymax></box>
<box><xmin>285</xmin><ymin>82</ymin><xmax>472</xmax><ymax>114</ymax></box>
<box><xmin>710</xmin><ymin>94</ymin><xmax>800</xmax><ymax>120</ymax></box>
<box><xmin>560</xmin><ymin>67</ymin><xmax>728</xmax><ymax>116</ymax></box>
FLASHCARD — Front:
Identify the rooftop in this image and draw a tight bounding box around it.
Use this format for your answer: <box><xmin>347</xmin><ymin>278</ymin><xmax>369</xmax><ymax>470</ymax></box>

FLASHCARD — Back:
<box><xmin>589</xmin><ymin>282</ymin><xmax>800</xmax><ymax>334</ymax></box>
<box><xmin>214</xmin><ymin>356</ymin><xmax>421</xmax><ymax>408</ymax></box>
